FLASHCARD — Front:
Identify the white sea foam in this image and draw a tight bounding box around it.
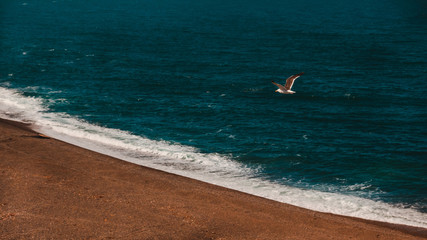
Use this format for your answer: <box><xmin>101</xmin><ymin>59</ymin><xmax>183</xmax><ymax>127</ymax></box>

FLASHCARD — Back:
<box><xmin>0</xmin><ymin>86</ymin><xmax>426</xmax><ymax>229</ymax></box>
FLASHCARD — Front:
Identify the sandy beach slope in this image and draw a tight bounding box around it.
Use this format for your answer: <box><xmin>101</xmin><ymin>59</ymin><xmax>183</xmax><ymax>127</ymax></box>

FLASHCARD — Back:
<box><xmin>0</xmin><ymin>118</ymin><xmax>426</xmax><ymax>239</ymax></box>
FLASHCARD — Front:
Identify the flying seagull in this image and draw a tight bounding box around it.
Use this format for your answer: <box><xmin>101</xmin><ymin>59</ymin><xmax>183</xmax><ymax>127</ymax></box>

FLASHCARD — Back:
<box><xmin>272</xmin><ymin>72</ymin><xmax>304</xmax><ymax>94</ymax></box>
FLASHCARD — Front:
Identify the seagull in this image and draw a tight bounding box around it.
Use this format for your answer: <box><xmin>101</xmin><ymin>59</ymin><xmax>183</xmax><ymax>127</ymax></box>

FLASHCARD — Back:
<box><xmin>272</xmin><ymin>72</ymin><xmax>304</xmax><ymax>94</ymax></box>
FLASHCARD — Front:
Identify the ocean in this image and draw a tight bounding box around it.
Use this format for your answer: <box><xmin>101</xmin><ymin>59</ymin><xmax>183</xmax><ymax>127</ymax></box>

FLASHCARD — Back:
<box><xmin>1</xmin><ymin>0</ymin><xmax>426</xmax><ymax>228</ymax></box>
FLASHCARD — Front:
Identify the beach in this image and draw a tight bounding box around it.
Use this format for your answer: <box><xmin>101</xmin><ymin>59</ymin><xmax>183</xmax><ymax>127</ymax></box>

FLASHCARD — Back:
<box><xmin>0</xmin><ymin>118</ymin><xmax>425</xmax><ymax>239</ymax></box>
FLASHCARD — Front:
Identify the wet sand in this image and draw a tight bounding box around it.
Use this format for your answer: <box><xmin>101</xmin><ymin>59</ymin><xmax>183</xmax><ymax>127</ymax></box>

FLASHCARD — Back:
<box><xmin>0</xmin><ymin>118</ymin><xmax>426</xmax><ymax>239</ymax></box>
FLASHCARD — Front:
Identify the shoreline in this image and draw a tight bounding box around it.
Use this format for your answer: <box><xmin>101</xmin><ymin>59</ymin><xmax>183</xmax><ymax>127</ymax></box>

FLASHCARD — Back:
<box><xmin>1</xmin><ymin>117</ymin><xmax>426</xmax><ymax>239</ymax></box>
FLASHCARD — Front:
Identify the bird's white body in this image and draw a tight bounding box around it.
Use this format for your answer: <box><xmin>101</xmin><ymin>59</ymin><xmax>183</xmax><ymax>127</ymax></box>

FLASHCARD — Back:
<box><xmin>276</xmin><ymin>89</ymin><xmax>295</xmax><ymax>94</ymax></box>
<box><xmin>272</xmin><ymin>72</ymin><xmax>304</xmax><ymax>94</ymax></box>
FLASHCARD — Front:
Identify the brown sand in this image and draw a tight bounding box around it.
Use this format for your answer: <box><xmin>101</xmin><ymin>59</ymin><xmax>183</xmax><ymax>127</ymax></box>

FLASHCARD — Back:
<box><xmin>0</xmin><ymin>118</ymin><xmax>426</xmax><ymax>240</ymax></box>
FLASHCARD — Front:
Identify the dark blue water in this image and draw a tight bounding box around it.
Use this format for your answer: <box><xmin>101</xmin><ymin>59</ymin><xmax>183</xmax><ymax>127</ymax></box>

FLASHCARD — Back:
<box><xmin>1</xmin><ymin>0</ymin><xmax>426</xmax><ymax>225</ymax></box>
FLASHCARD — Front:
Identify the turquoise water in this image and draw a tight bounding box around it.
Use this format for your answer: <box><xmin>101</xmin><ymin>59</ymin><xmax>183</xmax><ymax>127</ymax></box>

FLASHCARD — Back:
<box><xmin>1</xmin><ymin>0</ymin><xmax>426</xmax><ymax>227</ymax></box>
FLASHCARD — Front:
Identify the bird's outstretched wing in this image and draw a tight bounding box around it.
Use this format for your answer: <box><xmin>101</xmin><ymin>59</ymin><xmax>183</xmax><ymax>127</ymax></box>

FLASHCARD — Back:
<box><xmin>271</xmin><ymin>81</ymin><xmax>287</xmax><ymax>91</ymax></box>
<box><xmin>284</xmin><ymin>72</ymin><xmax>304</xmax><ymax>90</ymax></box>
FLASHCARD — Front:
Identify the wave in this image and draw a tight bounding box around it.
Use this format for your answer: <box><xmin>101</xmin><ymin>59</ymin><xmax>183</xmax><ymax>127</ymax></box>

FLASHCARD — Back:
<box><xmin>0</xmin><ymin>86</ymin><xmax>426</xmax><ymax>228</ymax></box>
